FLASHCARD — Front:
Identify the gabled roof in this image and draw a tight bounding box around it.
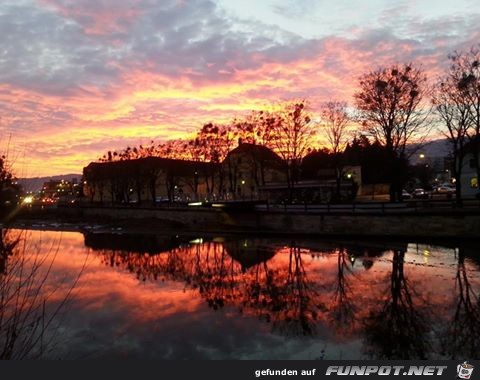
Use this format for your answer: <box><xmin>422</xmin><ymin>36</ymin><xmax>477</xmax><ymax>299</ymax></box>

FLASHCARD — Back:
<box><xmin>225</xmin><ymin>143</ymin><xmax>284</xmax><ymax>165</ymax></box>
<box><xmin>224</xmin><ymin>240</ymin><xmax>277</xmax><ymax>271</ymax></box>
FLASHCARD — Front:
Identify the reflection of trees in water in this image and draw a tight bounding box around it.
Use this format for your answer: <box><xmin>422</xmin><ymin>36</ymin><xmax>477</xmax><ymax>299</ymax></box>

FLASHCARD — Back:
<box><xmin>0</xmin><ymin>229</ymin><xmax>85</xmax><ymax>359</ymax></box>
<box><xmin>192</xmin><ymin>243</ymin><xmax>237</xmax><ymax>310</ymax></box>
<box><xmin>363</xmin><ymin>250</ymin><xmax>430</xmax><ymax>359</ymax></box>
<box><xmin>441</xmin><ymin>249</ymin><xmax>480</xmax><ymax>358</ymax></box>
<box><xmin>100</xmin><ymin>242</ymin><xmax>242</xmax><ymax>310</ymax></box>
<box><xmin>242</xmin><ymin>245</ymin><xmax>318</xmax><ymax>336</ymax></box>
<box><xmin>98</xmin><ymin>241</ymin><xmax>323</xmax><ymax>336</ymax></box>
<box><xmin>329</xmin><ymin>248</ymin><xmax>356</xmax><ymax>332</ymax></box>
<box><xmin>99</xmin><ymin>239</ymin><xmax>475</xmax><ymax>351</ymax></box>
<box><xmin>0</xmin><ymin>229</ymin><xmax>17</xmax><ymax>275</ymax></box>
<box><xmin>277</xmin><ymin>246</ymin><xmax>316</xmax><ymax>336</ymax></box>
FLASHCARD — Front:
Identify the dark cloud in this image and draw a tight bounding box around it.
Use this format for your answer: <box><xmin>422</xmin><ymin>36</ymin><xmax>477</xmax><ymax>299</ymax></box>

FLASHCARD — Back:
<box><xmin>0</xmin><ymin>1</ymin><xmax>121</xmax><ymax>96</ymax></box>
<box><xmin>2</xmin><ymin>0</ymin><xmax>479</xmax><ymax>94</ymax></box>
<box><xmin>0</xmin><ymin>0</ymin><xmax>306</xmax><ymax>97</ymax></box>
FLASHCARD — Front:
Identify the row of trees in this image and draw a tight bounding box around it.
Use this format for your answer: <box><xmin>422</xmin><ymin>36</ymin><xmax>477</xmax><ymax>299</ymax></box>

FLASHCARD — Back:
<box><xmin>433</xmin><ymin>48</ymin><xmax>480</xmax><ymax>203</ymax></box>
<box><xmin>0</xmin><ymin>155</ymin><xmax>21</xmax><ymax>211</ymax></box>
<box><xmin>98</xmin><ymin>46</ymin><xmax>480</xmax><ymax>202</ymax></box>
<box><xmin>99</xmin><ymin>103</ymin><xmax>316</xmax><ymax>192</ymax></box>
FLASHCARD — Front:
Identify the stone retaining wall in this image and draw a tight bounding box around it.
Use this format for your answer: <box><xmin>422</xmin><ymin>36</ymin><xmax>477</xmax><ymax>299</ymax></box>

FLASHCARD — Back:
<box><xmin>18</xmin><ymin>206</ymin><xmax>480</xmax><ymax>238</ymax></box>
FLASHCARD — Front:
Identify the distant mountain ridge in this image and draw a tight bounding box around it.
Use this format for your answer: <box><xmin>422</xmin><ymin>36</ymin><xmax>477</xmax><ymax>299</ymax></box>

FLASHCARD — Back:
<box><xmin>18</xmin><ymin>174</ymin><xmax>82</xmax><ymax>192</ymax></box>
<box><xmin>417</xmin><ymin>138</ymin><xmax>450</xmax><ymax>157</ymax></box>
<box><xmin>408</xmin><ymin>138</ymin><xmax>450</xmax><ymax>164</ymax></box>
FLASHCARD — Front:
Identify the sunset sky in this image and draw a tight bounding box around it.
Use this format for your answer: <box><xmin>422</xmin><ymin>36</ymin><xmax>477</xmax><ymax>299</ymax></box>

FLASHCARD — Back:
<box><xmin>1</xmin><ymin>0</ymin><xmax>479</xmax><ymax>177</ymax></box>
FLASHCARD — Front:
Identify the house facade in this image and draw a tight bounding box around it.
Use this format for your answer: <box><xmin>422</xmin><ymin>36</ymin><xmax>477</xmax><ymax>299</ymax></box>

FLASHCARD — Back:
<box><xmin>460</xmin><ymin>151</ymin><xmax>479</xmax><ymax>198</ymax></box>
<box><xmin>83</xmin><ymin>157</ymin><xmax>217</xmax><ymax>204</ymax></box>
<box><xmin>222</xmin><ymin>143</ymin><xmax>286</xmax><ymax>200</ymax></box>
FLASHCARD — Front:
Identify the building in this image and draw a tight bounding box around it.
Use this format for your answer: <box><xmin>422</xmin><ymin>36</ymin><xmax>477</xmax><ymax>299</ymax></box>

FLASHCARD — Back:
<box><xmin>258</xmin><ymin>165</ymin><xmax>361</xmax><ymax>204</ymax></box>
<box><xmin>83</xmin><ymin>143</ymin><xmax>362</xmax><ymax>204</ymax></box>
<box><xmin>222</xmin><ymin>143</ymin><xmax>286</xmax><ymax>200</ymax></box>
<box><xmin>83</xmin><ymin>157</ymin><xmax>217</xmax><ymax>203</ymax></box>
<box><xmin>459</xmin><ymin>141</ymin><xmax>479</xmax><ymax>198</ymax></box>
<box><xmin>39</xmin><ymin>179</ymin><xmax>81</xmax><ymax>203</ymax></box>
<box><xmin>83</xmin><ymin>143</ymin><xmax>288</xmax><ymax>204</ymax></box>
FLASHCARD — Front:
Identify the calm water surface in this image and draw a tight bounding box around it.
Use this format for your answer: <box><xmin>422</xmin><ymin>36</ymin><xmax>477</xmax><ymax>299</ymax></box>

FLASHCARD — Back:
<box><xmin>1</xmin><ymin>228</ymin><xmax>479</xmax><ymax>359</ymax></box>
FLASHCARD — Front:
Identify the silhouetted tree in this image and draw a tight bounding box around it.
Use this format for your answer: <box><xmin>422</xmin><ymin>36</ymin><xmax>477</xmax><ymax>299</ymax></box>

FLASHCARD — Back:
<box><xmin>233</xmin><ymin>112</ymin><xmax>279</xmax><ymax>191</ymax></box>
<box><xmin>195</xmin><ymin>123</ymin><xmax>237</xmax><ymax>198</ymax></box>
<box><xmin>0</xmin><ymin>230</ymin><xmax>86</xmax><ymax>359</ymax></box>
<box><xmin>355</xmin><ymin>64</ymin><xmax>430</xmax><ymax>201</ymax></box>
<box><xmin>234</xmin><ymin>110</ymin><xmax>277</xmax><ymax>149</ymax></box>
<box><xmin>448</xmin><ymin>47</ymin><xmax>480</xmax><ymax>187</ymax></box>
<box><xmin>300</xmin><ymin>148</ymin><xmax>333</xmax><ymax>181</ymax></box>
<box><xmin>0</xmin><ymin>155</ymin><xmax>20</xmax><ymax>218</ymax></box>
<box><xmin>320</xmin><ymin>101</ymin><xmax>351</xmax><ymax>199</ymax></box>
<box><xmin>433</xmin><ymin>61</ymin><xmax>472</xmax><ymax>203</ymax></box>
<box><xmin>270</xmin><ymin>101</ymin><xmax>315</xmax><ymax>201</ymax></box>
<box><xmin>344</xmin><ymin>136</ymin><xmax>390</xmax><ymax>185</ymax></box>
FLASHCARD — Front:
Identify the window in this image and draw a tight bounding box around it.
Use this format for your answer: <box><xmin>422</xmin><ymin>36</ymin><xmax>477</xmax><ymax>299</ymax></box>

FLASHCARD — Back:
<box><xmin>471</xmin><ymin>177</ymin><xmax>478</xmax><ymax>188</ymax></box>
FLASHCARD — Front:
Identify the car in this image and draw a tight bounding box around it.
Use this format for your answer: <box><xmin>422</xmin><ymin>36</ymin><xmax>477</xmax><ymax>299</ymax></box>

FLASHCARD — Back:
<box><xmin>401</xmin><ymin>190</ymin><xmax>412</xmax><ymax>200</ymax></box>
<box><xmin>435</xmin><ymin>185</ymin><xmax>455</xmax><ymax>194</ymax></box>
<box><xmin>440</xmin><ymin>182</ymin><xmax>454</xmax><ymax>188</ymax></box>
<box><xmin>413</xmin><ymin>188</ymin><xmax>430</xmax><ymax>199</ymax></box>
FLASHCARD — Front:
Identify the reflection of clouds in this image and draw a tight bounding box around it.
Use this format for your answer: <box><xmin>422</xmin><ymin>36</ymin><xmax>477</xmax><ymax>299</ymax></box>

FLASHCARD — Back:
<box><xmin>8</xmin><ymin>229</ymin><xmax>480</xmax><ymax>359</ymax></box>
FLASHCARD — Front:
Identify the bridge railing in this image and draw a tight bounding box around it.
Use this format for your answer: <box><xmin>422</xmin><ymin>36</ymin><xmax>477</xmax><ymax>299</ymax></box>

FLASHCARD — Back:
<box><xmin>255</xmin><ymin>198</ymin><xmax>480</xmax><ymax>214</ymax></box>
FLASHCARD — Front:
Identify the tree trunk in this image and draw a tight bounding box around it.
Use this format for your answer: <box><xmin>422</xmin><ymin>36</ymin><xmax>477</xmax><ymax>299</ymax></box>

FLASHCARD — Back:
<box><xmin>150</xmin><ymin>176</ymin><xmax>156</xmax><ymax>205</ymax></box>
<box><xmin>454</xmin><ymin>152</ymin><xmax>464</xmax><ymax>207</ymax></box>
<box><xmin>335</xmin><ymin>167</ymin><xmax>342</xmax><ymax>201</ymax></box>
<box><xmin>136</xmin><ymin>179</ymin><xmax>142</xmax><ymax>204</ymax></box>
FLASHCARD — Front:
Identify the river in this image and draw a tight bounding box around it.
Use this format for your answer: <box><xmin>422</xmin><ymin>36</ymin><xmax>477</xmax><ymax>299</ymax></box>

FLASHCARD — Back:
<box><xmin>0</xmin><ymin>227</ymin><xmax>478</xmax><ymax>359</ymax></box>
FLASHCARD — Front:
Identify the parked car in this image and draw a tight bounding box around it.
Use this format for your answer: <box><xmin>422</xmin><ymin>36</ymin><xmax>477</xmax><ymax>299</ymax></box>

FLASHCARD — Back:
<box><xmin>434</xmin><ymin>185</ymin><xmax>455</xmax><ymax>194</ymax></box>
<box><xmin>413</xmin><ymin>188</ymin><xmax>430</xmax><ymax>199</ymax></box>
<box><xmin>401</xmin><ymin>190</ymin><xmax>412</xmax><ymax>200</ymax></box>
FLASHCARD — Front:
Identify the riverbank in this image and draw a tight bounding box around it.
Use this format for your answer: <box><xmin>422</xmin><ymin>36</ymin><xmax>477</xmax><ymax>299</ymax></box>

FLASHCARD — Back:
<box><xmin>12</xmin><ymin>204</ymin><xmax>480</xmax><ymax>239</ymax></box>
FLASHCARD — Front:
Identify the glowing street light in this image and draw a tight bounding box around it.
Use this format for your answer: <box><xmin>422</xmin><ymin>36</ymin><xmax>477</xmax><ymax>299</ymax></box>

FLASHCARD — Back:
<box><xmin>22</xmin><ymin>196</ymin><xmax>34</xmax><ymax>204</ymax></box>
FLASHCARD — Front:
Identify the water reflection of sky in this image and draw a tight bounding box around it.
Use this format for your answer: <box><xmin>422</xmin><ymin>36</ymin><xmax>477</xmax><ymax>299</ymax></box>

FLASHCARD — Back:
<box><xmin>4</xmin><ymin>229</ymin><xmax>480</xmax><ymax>359</ymax></box>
